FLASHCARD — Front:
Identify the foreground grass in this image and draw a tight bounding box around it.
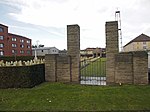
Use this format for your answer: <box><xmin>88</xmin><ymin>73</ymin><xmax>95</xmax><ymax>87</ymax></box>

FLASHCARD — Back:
<box><xmin>0</xmin><ymin>83</ymin><xmax>150</xmax><ymax>111</ymax></box>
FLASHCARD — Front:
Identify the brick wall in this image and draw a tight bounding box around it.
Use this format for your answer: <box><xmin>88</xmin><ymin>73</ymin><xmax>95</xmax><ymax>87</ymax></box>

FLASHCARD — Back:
<box><xmin>133</xmin><ymin>52</ymin><xmax>148</xmax><ymax>84</ymax></box>
<box><xmin>115</xmin><ymin>51</ymin><xmax>148</xmax><ymax>85</ymax></box>
<box><xmin>45</xmin><ymin>25</ymin><xmax>80</xmax><ymax>83</ymax></box>
<box><xmin>45</xmin><ymin>54</ymin><xmax>57</xmax><ymax>82</ymax></box>
<box><xmin>45</xmin><ymin>54</ymin><xmax>71</xmax><ymax>82</ymax></box>
<box><xmin>115</xmin><ymin>52</ymin><xmax>133</xmax><ymax>84</ymax></box>
<box><xmin>57</xmin><ymin>55</ymin><xmax>71</xmax><ymax>82</ymax></box>
<box><xmin>106</xmin><ymin>21</ymin><xmax>148</xmax><ymax>85</ymax></box>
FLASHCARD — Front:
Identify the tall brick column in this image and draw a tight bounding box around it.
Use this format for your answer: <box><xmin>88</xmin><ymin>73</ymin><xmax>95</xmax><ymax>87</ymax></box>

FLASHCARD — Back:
<box><xmin>67</xmin><ymin>25</ymin><xmax>80</xmax><ymax>83</ymax></box>
<box><xmin>106</xmin><ymin>21</ymin><xmax>119</xmax><ymax>85</ymax></box>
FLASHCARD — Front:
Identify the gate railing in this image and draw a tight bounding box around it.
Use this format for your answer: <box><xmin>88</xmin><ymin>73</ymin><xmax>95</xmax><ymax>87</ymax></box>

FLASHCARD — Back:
<box><xmin>80</xmin><ymin>57</ymin><xmax>106</xmax><ymax>85</ymax></box>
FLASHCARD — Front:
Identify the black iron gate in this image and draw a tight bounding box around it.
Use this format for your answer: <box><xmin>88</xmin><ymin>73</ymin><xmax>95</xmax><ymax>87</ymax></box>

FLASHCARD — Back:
<box><xmin>80</xmin><ymin>57</ymin><xmax>106</xmax><ymax>85</ymax></box>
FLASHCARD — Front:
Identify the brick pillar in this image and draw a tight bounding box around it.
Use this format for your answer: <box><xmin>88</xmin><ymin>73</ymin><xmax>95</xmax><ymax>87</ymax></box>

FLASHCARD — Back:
<box><xmin>106</xmin><ymin>21</ymin><xmax>119</xmax><ymax>85</ymax></box>
<box><xmin>67</xmin><ymin>24</ymin><xmax>80</xmax><ymax>83</ymax></box>
<box><xmin>45</xmin><ymin>54</ymin><xmax>57</xmax><ymax>82</ymax></box>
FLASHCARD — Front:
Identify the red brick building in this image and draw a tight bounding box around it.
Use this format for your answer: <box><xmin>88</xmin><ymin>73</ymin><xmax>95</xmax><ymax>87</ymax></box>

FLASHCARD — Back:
<box><xmin>0</xmin><ymin>23</ymin><xmax>32</xmax><ymax>56</ymax></box>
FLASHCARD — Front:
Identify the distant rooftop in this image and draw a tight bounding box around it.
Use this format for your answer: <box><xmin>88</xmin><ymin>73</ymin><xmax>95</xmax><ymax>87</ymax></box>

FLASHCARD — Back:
<box><xmin>0</xmin><ymin>23</ymin><xmax>8</xmax><ymax>28</ymax></box>
<box><xmin>32</xmin><ymin>47</ymin><xmax>58</xmax><ymax>50</ymax></box>
<box><xmin>124</xmin><ymin>33</ymin><xmax>150</xmax><ymax>47</ymax></box>
<box><xmin>8</xmin><ymin>33</ymin><xmax>30</xmax><ymax>40</ymax></box>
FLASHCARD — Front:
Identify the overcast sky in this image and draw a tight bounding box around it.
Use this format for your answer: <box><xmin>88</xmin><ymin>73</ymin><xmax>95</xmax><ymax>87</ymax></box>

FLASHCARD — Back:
<box><xmin>0</xmin><ymin>0</ymin><xmax>150</xmax><ymax>50</ymax></box>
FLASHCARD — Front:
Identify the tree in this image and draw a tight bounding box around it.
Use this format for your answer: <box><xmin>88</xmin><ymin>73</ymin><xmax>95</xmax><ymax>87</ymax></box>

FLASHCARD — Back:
<box><xmin>39</xmin><ymin>44</ymin><xmax>44</xmax><ymax>48</ymax></box>
<box><xmin>32</xmin><ymin>45</ymin><xmax>37</xmax><ymax>48</ymax></box>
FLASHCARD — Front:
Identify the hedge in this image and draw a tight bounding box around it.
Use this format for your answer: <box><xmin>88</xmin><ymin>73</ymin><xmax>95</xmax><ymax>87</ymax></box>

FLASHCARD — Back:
<box><xmin>0</xmin><ymin>64</ymin><xmax>45</xmax><ymax>88</ymax></box>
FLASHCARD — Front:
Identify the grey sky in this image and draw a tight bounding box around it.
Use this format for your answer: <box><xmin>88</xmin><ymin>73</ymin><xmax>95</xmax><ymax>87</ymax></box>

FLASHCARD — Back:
<box><xmin>0</xmin><ymin>0</ymin><xmax>150</xmax><ymax>50</ymax></box>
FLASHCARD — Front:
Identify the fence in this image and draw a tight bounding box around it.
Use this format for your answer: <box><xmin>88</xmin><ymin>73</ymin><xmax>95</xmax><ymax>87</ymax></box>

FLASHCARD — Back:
<box><xmin>80</xmin><ymin>57</ymin><xmax>106</xmax><ymax>85</ymax></box>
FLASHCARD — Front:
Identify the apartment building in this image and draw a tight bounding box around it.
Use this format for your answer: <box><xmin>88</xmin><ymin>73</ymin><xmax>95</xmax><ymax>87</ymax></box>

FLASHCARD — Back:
<box><xmin>0</xmin><ymin>23</ymin><xmax>32</xmax><ymax>56</ymax></box>
<box><xmin>123</xmin><ymin>34</ymin><xmax>150</xmax><ymax>52</ymax></box>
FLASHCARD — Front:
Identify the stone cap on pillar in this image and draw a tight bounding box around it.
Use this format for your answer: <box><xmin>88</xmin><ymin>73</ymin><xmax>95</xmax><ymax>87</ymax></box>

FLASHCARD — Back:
<box><xmin>67</xmin><ymin>24</ymin><xmax>80</xmax><ymax>34</ymax></box>
<box><xmin>106</xmin><ymin>21</ymin><xmax>118</xmax><ymax>25</ymax></box>
<box><xmin>67</xmin><ymin>24</ymin><xmax>79</xmax><ymax>27</ymax></box>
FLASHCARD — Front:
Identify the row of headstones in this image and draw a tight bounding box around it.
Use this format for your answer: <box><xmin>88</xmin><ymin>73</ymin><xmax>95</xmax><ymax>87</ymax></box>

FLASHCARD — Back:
<box><xmin>0</xmin><ymin>59</ymin><xmax>45</xmax><ymax>67</ymax></box>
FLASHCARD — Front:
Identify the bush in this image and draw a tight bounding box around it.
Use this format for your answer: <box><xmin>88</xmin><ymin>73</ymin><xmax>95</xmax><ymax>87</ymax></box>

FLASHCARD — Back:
<box><xmin>0</xmin><ymin>64</ymin><xmax>45</xmax><ymax>88</ymax></box>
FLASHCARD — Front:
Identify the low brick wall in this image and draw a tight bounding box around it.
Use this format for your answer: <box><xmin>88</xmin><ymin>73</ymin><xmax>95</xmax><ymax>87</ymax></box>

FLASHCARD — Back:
<box><xmin>115</xmin><ymin>52</ymin><xmax>133</xmax><ymax>84</ymax></box>
<box><xmin>133</xmin><ymin>52</ymin><xmax>148</xmax><ymax>84</ymax></box>
<box><xmin>45</xmin><ymin>54</ymin><xmax>72</xmax><ymax>82</ymax></box>
<box><xmin>115</xmin><ymin>51</ymin><xmax>148</xmax><ymax>85</ymax></box>
<box><xmin>0</xmin><ymin>64</ymin><xmax>45</xmax><ymax>88</ymax></box>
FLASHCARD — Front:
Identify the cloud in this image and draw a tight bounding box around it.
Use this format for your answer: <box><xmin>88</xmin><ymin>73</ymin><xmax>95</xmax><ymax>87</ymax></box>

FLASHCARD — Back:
<box><xmin>1</xmin><ymin>0</ymin><xmax>150</xmax><ymax>49</ymax></box>
<box><xmin>8</xmin><ymin>0</ymin><xmax>78</xmax><ymax>27</ymax></box>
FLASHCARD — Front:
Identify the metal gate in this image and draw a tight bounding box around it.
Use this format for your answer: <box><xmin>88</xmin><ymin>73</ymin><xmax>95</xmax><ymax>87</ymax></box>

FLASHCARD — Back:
<box><xmin>80</xmin><ymin>57</ymin><xmax>106</xmax><ymax>85</ymax></box>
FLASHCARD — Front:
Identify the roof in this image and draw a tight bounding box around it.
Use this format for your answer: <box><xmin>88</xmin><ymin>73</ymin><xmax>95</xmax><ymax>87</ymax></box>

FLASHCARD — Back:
<box><xmin>32</xmin><ymin>47</ymin><xmax>59</xmax><ymax>50</ymax></box>
<box><xmin>124</xmin><ymin>34</ymin><xmax>150</xmax><ymax>47</ymax></box>
<box><xmin>0</xmin><ymin>23</ymin><xmax>8</xmax><ymax>28</ymax></box>
<box><xmin>8</xmin><ymin>33</ymin><xmax>31</xmax><ymax>40</ymax></box>
<box><xmin>81</xmin><ymin>47</ymin><xmax>105</xmax><ymax>51</ymax></box>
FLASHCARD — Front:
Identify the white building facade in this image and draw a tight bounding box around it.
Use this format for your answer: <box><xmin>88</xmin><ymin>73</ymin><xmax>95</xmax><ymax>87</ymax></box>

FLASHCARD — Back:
<box><xmin>32</xmin><ymin>47</ymin><xmax>59</xmax><ymax>56</ymax></box>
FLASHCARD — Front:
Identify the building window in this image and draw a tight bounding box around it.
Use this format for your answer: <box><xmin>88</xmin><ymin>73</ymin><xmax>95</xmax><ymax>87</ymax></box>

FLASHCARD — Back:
<box><xmin>20</xmin><ymin>44</ymin><xmax>24</xmax><ymax>48</ymax></box>
<box><xmin>20</xmin><ymin>39</ymin><xmax>24</xmax><ymax>43</ymax></box>
<box><xmin>27</xmin><ymin>40</ymin><xmax>30</xmax><ymax>44</ymax></box>
<box><xmin>0</xmin><ymin>36</ymin><xmax>4</xmax><ymax>40</ymax></box>
<box><xmin>20</xmin><ymin>50</ymin><xmax>24</xmax><ymax>54</ymax></box>
<box><xmin>12</xmin><ymin>44</ymin><xmax>17</xmax><ymax>48</ymax></box>
<box><xmin>12</xmin><ymin>37</ymin><xmax>17</xmax><ymax>41</ymax></box>
<box><xmin>0</xmin><ymin>51</ymin><xmax>4</xmax><ymax>56</ymax></box>
<box><xmin>12</xmin><ymin>50</ymin><xmax>17</xmax><ymax>54</ymax></box>
<box><xmin>12</xmin><ymin>50</ymin><xmax>15</xmax><ymax>53</ymax></box>
<box><xmin>27</xmin><ymin>45</ymin><xmax>30</xmax><ymax>48</ymax></box>
<box><xmin>0</xmin><ymin>27</ymin><xmax>3</xmax><ymax>32</ymax></box>
<box><xmin>0</xmin><ymin>43</ymin><xmax>4</xmax><ymax>48</ymax></box>
<box><xmin>27</xmin><ymin>50</ymin><xmax>31</xmax><ymax>54</ymax></box>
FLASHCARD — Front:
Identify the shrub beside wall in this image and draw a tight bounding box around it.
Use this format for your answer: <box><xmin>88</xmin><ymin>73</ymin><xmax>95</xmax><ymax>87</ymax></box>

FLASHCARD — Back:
<box><xmin>0</xmin><ymin>64</ymin><xmax>45</xmax><ymax>88</ymax></box>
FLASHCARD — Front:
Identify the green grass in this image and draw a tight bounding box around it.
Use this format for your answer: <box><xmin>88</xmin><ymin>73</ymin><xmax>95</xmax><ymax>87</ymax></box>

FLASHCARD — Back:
<box><xmin>81</xmin><ymin>58</ymin><xmax>106</xmax><ymax>77</ymax></box>
<box><xmin>1</xmin><ymin>82</ymin><xmax>150</xmax><ymax>111</ymax></box>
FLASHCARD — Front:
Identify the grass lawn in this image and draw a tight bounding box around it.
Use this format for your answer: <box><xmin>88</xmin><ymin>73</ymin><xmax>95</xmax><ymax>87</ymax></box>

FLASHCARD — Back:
<box><xmin>81</xmin><ymin>58</ymin><xmax>106</xmax><ymax>77</ymax></box>
<box><xmin>1</xmin><ymin>82</ymin><xmax>150</xmax><ymax>111</ymax></box>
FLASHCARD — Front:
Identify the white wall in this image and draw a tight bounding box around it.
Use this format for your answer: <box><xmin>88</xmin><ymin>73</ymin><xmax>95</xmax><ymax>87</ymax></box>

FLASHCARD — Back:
<box><xmin>32</xmin><ymin>47</ymin><xmax>59</xmax><ymax>56</ymax></box>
